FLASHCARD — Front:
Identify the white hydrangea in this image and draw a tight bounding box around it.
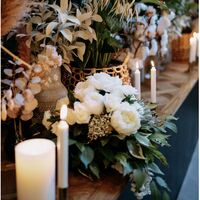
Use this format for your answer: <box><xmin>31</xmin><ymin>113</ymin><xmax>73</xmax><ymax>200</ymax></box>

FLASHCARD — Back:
<box><xmin>111</xmin><ymin>102</ymin><xmax>141</xmax><ymax>137</ymax></box>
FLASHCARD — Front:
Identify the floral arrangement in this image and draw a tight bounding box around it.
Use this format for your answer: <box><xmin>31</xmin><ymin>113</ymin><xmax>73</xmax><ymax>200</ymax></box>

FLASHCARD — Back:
<box><xmin>127</xmin><ymin>2</ymin><xmax>175</xmax><ymax>71</ymax></box>
<box><xmin>43</xmin><ymin>72</ymin><xmax>177</xmax><ymax>199</ymax></box>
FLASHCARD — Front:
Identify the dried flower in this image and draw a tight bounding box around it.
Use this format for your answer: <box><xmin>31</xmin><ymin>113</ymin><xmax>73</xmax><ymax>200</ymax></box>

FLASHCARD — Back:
<box><xmin>88</xmin><ymin>113</ymin><xmax>113</xmax><ymax>141</ymax></box>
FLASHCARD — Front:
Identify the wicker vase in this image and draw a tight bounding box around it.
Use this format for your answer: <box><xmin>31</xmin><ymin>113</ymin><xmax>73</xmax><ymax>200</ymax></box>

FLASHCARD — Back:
<box><xmin>171</xmin><ymin>33</ymin><xmax>192</xmax><ymax>62</ymax></box>
<box><xmin>61</xmin><ymin>63</ymin><xmax>131</xmax><ymax>91</ymax></box>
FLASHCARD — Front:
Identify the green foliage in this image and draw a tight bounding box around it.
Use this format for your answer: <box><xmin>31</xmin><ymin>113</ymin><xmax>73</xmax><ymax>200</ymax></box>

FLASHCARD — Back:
<box><xmin>133</xmin><ymin>169</ymin><xmax>147</xmax><ymax>191</ymax></box>
<box><xmin>79</xmin><ymin>146</ymin><xmax>94</xmax><ymax>168</ymax></box>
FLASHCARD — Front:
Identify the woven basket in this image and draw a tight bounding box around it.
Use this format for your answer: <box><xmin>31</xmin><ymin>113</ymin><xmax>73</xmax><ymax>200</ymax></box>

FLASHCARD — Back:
<box><xmin>171</xmin><ymin>33</ymin><xmax>192</xmax><ymax>62</ymax></box>
<box><xmin>61</xmin><ymin>54</ymin><xmax>131</xmax><ymax>91</ymax></box>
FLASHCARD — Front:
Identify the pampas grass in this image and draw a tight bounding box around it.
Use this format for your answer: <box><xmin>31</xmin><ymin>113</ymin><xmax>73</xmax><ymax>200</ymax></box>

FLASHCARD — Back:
<box><xmin>1</xmin><ymin>0</ymin><xmax>29</xmax><ymax>36</ymax></box>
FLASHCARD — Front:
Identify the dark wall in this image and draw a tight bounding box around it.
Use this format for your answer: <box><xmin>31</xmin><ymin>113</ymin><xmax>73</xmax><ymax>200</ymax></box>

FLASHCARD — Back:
<box><xmin>118</xmin><ymin>82</ymin><xmax>199</xmax><ymax>200</ymax></box>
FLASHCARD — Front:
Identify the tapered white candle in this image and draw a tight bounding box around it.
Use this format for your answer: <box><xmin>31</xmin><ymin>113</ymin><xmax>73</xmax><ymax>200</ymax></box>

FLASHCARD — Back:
<box><xmin>15</xmin><ymin>139</ymin><xmax>55</xmax><ymax>200</ymax></box>
<box><xmin>57</xmin><ymin>105</ymin><xmax>69</xmax><ymax>188</ymax></box>
<box><xmin>189</xmin><ymin>36</ymin><xmax>197</xmax><ymax>63</ymax></box>
<box><xmin>135</xmin><ymin>62</ymin><xmax>141</xmax><ymax>100</ymax></box>
<box><xmin>150</xmin><ymin>61</ymin><xmax>156</xmax><ymax>103</ymax></box>
<box><xmin>193</xmin><ymin>32</ymin><xmax>199</xmax><ymax>58</ymax></box>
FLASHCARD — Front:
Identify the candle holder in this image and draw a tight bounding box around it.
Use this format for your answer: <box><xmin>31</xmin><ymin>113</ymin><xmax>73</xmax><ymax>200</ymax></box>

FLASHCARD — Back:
<box><xmin>58</xmin><ymin>188</ymin><xmax>68</xmax><ymax>200</ymax></box>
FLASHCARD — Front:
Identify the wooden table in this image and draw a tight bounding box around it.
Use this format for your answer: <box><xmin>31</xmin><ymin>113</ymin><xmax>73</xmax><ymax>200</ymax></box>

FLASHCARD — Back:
<box><xmin>1</xmin><ymin>62</ymin><xmax>198</xmax><ymax>200</ymax></box>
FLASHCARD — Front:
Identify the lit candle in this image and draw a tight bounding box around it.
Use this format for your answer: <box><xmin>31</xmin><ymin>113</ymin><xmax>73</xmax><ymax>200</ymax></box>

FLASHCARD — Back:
<box><xmin>193</xmin><ymin>32</ymin><xmax>199</xmax><ymax>58</ymax></box>
<box><xmin>15</xmin><ymin>139</ymin><xmax>55</xmax><ymax>200</ymax></box>
<box><xmin>150</xmin><ymin>60</ymin><xmax>156</xmax><ymax>103</ymax></box>
<box><xmin>189</xmin><ymin>36</ymin><xmax>197</xmax><ymax>63</ymax></box>
<box><xmin>56</xmin><ymin>105</ymin><xmax>69</xmax><ymax>188</ymax></box>
<box><xmin>134</xmin><ymin>62</ymin><xmax>141</xmax><ymax>100</ymax></box>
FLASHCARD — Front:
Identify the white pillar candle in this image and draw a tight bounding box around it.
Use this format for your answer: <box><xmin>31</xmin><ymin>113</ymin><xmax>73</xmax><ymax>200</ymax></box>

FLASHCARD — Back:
<box><xmin>150</xmin><ymin>61</ymin><xmax>156</xmax><ymax>103</ymax></box>
<box><xmin>189</xmin><ymin>36</ymin><xmax>197</xmax><ymax>63</ymax></box>
<box><xmin>15</xmin><ymin>139</ymin><xmax>55</xmax><ymax>200</ymax></box>
<box><xmin>57</xmin><ymin>105</ymin><xmax>69</xmax><ymax>188</ymax></box>
<box><xmin>134</xmin><ymin>62</ymin><xmax>141</xmax><ymax>100</ymax></box>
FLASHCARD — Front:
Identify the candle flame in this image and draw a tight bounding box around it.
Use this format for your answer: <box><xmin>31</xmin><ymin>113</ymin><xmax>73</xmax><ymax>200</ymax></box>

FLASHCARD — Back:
<box><xmin>60</xmin><ymin>105</ymin><xmax>68</xmax><ymax>120</ymax></box>
<box><xmin>150</xmin><ymin>60</ymin><xmax>155</xmax><ymax>67</ymax></box>
<box><xmin>193</xmin><ymin>32</ymin><xmax>197</xmax><ymax>38</ymax></box>
<box><xmin>136</xmin><ymin>62</ymin><xmax>139</xmax><ymax>70</ymax></box>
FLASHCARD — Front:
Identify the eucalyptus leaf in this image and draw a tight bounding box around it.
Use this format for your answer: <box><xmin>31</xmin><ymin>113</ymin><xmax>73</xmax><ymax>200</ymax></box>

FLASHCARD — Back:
<box><xmin>164</xmin><ymin>121</ymin><xmax>177</xmax><ymax>133</ymax></box>
<box><xmin>162</xmin><ymin>191</ymin><xmax>170</xmax><ymax>200</ymax></box>
<box><xmin>148</xmin><ymin>163</ymin><xmax>164</xmax><ymax>175</ymax></box>
<box><xmin>135</xmin><ymin>133</ymin><xmax>150</xmax><ymax>147</ymax></box>
<box><xmin>127</xmin><ymin>140</ymin><xmax>145</xmax><ymax>160</ymax></box>
<box><xmin>80</xmin><ymin>146</ymin><xmax>94</xmax><ymax>168</ymax></box>
<box><xmin>69</xmin><ymin>138</ymin><xmax>77</xmax><ymax>145</ymax></box>
<box><xmin>76</xmin><ymin>142</ymin><xmax>85</xmax><ymax>152</ymax></box>
<box><xmin>89</xmin><ymin>162</ymin><xmax>100</xmax><ymax>179</ymax></box>
<box><xmin>156</xmin><ymin>177</ymin><xmax>171</xmax><ymax>192</ymax></box>
<box><xmin>150</xmin><ymin>181</ymin><xmax>161</xmax><ymax>200</ymax></box>
<box><xmin>133</xmin><ymin>169</ymin><xmax>147</xmax><ymax>191</ymax></box>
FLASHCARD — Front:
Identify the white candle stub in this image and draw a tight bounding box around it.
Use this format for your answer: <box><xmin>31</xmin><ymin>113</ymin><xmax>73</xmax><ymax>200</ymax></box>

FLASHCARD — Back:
<box><xmin>15</xmin><ymin>139</ymin><xmax>56</xmax><ymax>200</ymax></box>
<box><xmin>150</xmin><ymin>61</ymin><xmax>156</xmax><ymax>104</ymax></box>
<box><xmin>57</xmin><ymin>104</ymin><xmax>69</xmax><ymax>188</ymax></box>
<box><xmin>134</xmin><ymin>62</ymin><xmax>141</xmax><ymax>100</ymax></box>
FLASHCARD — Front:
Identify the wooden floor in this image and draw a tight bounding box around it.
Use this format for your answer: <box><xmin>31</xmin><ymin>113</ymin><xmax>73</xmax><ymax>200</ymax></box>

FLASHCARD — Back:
<box><xmin>1</xmin><ymin>61</ymin><xmax>199</xmax><ymax>200</ymax></box>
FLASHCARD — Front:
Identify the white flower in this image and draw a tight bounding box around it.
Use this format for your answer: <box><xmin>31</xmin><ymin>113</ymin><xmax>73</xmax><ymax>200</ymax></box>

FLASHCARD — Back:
<box><xmin>83</xmin><ymin>92</ymin><xmax>104</xmax><ymax>115</ymax></box>
<box><xmin>67</xmin><ymin>108</ymin><xmax>76</xmax><ymax>125</ymax></box>
<box><xmin>87</xmin><ymin>72</ymin><xmax>122</xmax><ymax>92</ymax></box>
<box><xmin>23</xmin><ymin>98</ymin><xmax>38</xmax><ymax>113</ymax></box>
<box><xmin>51</xmin><ymin>121</ymin><xmax>59</xmax><ymax>135</ymax></box>
<box><xmin>55</xmin><ymin>97</ymin><xmax>69</xmax><ymax>111</ymax></box>
<box><xmin>111</xmin><ymin>85</ymin><xmax>138</xmax><ymax>99</ymax></box>
<box><xmin>74</xmin><ymin>80</ymin><xmax>95</xmax><ymax>101</ymax></box>
<box><xmin>74</xmin><ymin>102</ymin><xmax>91</xmax><ymax>124</ymax></box>
<box><xmin>42</xmin><ymin>110</ymin><xmax>52</xmax><ymax>129</ymax></box>
<box><xmin>21</xmin><ymin>112</ymin><xmax>33</xmax><ymax>121</ymax></box>
<box><xmin>111</xmin><ymin>103</ymin><xmax>141</xmax><ymax>137</ymax></box>
<box><xmin>14</xmin><ymin>93</ymin><xmax>24</xmax><ymax>106</ymax></box>
<box><xmin>104</xmin><ymin>93</ymin><xmax>122</xmax><ymax>112</ymax></box>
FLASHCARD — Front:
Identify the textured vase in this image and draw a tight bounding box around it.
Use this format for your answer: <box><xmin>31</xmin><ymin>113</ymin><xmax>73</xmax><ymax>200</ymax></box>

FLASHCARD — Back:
<box><xmin>35</xmin><ymin>68</ymin><xmax>68</xmax><ymax>120</ymax></box>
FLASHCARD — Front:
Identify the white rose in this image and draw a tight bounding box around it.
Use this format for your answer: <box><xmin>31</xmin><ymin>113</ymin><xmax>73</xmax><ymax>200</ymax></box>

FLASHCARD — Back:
<box><xmin>55</xmin><ymin>97</ymin><xmax>69</xmax><ymax>111</ymax></box>
<box><xmin>111</xmin><ymin>85</ymin><xmax>138</xmax><ymax>99</ymax></box>
<box><xmin>104</xmin><ymin>93</ymin><xmax>122</xmax><ymax>112</ymax></box>
<box><xmin>74</xmin><ymin>80</ymin><xmax>95</xmax><ymax>101</ymax></box>
<box><xmin>83</xmin><ymin>92</ymin><xmax>104</xmax><ymax>115</ymax></box>
<box><xmin>87</xmin><ymin>72</ymin><xmax>122</xmax><ymax>92</ymax></box>
<box><xmin>74</xmin><ymin>102</ymin><xmax>91</xmax><ymax>124</ymax></box>
<box><xmin>111</xmin><ymin>103</ymin><xmax>141</xmax><ymax>137</ymax></box>
<box><xmin>42</xmin><ymin>110</ymin><xmax>52</xmax><ymax>129</ymax></box>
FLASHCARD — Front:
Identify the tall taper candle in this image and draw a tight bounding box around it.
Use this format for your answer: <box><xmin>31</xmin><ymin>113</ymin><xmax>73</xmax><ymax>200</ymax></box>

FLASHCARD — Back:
<box><xmin>135</xmin><ymin>62</ymin><xmax>141</xmax><ymax>100</ymax></box>
<box><xmin>150</xmin><ymin>61</ymin><xmax>156</xmax><ymax>103</ymax></box>
<box><xmin>15</xmin><ymin>139</ymin><xmax>55</xmax><ymax>200</ymax></box>
<box><xmin>189</xmin><ymin>36</ymin><xmax>197</xmax><ymax>63</ymax></box>
<box><xmin>57</xmin><ymin>105</ymin><xmax>69</xmax><ymax>188</ymax></box>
